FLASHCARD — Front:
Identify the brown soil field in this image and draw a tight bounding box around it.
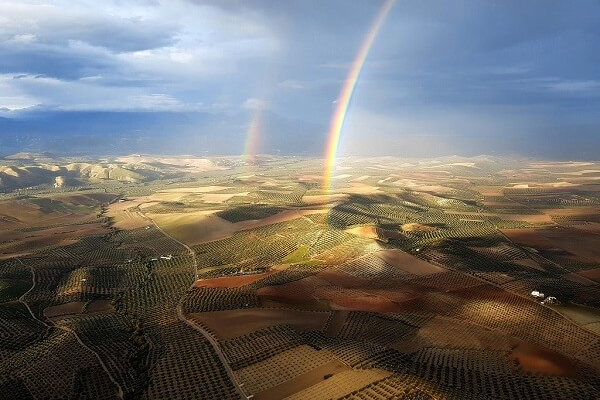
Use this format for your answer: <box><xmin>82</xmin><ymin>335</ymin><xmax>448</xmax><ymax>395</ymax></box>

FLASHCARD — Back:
<box><xmin>52</xmin><ymin>192</ymin><xmax>118</xmax><ymax>206</ymax></box>
<box><xmin>252</xmin><ymin>359</ymin><xmax>349</xmax><ymax>400</ymax></box>
<box><xmin>360</xmin><ymin>288</ymin><xmax>420</xmax><ymax>303</ymax></box>
<box><xmin>257</xmin><ymin>276</ymin><xmax>329</xmax><ymax>303</ymax></box>
<box><xmin>318</xmin><ymin>269</ymin><xmax>368</xmax><ymax>288</ymax></box>
<box><xmin>374</xmin><ymin>249</ymin><xmax>446</xmax><ymax>275</ymax></box>
<box><xmin>392</xmin><ymin>284</ymin><xmax>504</xmax><ymax>317</ymax></box>
<box><xmin>510</xmin><ymin>339</ymin><xmax>577</xmax><ymax>377</ymax></box>
<box><xmin>0</xmin><ymin>199</ymin><xmax>97</xmax><ymax>230</ymax></box>
<box><xmin>328</xmin><ymin>294</ymin><xmax>403</xmax><ymax>313</ymax></box>
<box><xmin>0</xmin><ymin>223</ymin><xmax>108</xmax><ymax>258</ymax></box>
<box><xmin>189</xmin><ymin>308</ymin><xmax>331</xmax><ymax>340</ymax></box>
<box><xmin>500</xmin><ymin>229</ymin><xmax>555</xmax><ymax>249</ymax></box>
<box><xmin>258</xmin><ymin>268</ymin><xmax>422</xmax><ymax>314</ymax></box>
<box><xmin>0</xmin><ymin>200</ymin><xmax>50</xmax><ymax>229</ymax></box>
<box><xmin>509</xmin><ymin>258</ymin><xmax>545</xmax><ymax>271</ymax></box>
<box><xmin>44</xmin><ymin>301</ymin><xmax>86</xmax><ymax>318</ymax></box>
<box><xmin>578</xmin><ymin>268</ymin><xmax>600</xmax><ymax>283</ymax></box>
<box><xmin>0</xmin><ymin>230</ymin><xmax>24</xmax><ymax>242</ymax></box>
<box><xmin>536</xmin><ymin>227</ymin><xmax>600</xmax><ymax>262</ymax></box>
<box><xmin>568</xmin><ymin>222</ymin><xmax>600</xmax><ymax>234</ymax></box>
<box><xmin>193</xmin><ymin>271</ymin><xmax>277</xmax><ymax>288</ymax></box>
<box><xmin>543</xmin><ymin>207</ymin><xmax>600</xmax><ymax>217</ymax></box>
<box><xmin>325</xmin><ymin>310</ymin><xmax>349</xmax><ymax>337</ymax></box>
<box><xmin>562</xmin><ymin>273</ymin><xmax>597</xmax><ymax>286</ymax></box>
<box><xmin>41</xmin><ymin>223</ymin><xmax>108</xmax><ymax>238</ymax></box>
<box><xmin>260</xmin><ymin>298</ymin><xmax>332</xmax><ymax>312</ymax></box>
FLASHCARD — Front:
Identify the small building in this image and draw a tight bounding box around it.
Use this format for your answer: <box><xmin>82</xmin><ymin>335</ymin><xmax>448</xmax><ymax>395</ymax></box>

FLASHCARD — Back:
<box><xmin>531</xmin><ymin>290</ymin><xmax>544</xmax><ymax>299</ymax></box>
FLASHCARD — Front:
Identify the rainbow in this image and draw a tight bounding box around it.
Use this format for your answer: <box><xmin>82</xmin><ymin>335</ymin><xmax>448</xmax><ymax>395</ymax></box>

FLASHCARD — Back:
<box><xmin>323</xmin><ymin>0</ymin><xmax>396</xmax><ymax>191</ymax></box>
<box><xmin>244</xmin><ymin>110</ymin><xmax>263</xmax><ymax>165</ymax></box>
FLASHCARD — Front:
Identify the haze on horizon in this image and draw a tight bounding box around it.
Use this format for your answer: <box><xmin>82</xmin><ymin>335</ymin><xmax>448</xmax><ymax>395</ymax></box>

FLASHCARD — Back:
<box><xmin>1</xmin><ymin>0</ymin><xmax>599</xmax><ymax>159</ymax></box>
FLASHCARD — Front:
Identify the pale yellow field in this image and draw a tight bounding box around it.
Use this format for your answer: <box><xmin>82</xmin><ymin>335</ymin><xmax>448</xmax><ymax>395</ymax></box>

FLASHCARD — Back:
<box><xmin>201</xmin><ymin>192</ymin><xmax>249</xmax><ymax>203</ymax></box>
<box><xmin>146</xmin><ymin>211</ymin><xmax>233</xmax><ymax>246</ymax></box>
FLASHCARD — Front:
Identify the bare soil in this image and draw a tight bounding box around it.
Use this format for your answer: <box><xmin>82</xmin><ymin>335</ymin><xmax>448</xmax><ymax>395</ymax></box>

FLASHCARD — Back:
<box><xmin>189</xmin><ymin>308</ymin><xmax>331</xmax><ymax>340</ymax></box>
<box><xmin>374</xmin><ymin>250</ymin><xmax>446</xmax><ymax>275</ymax></box>
<box><xmin>510</xmin><ymin>339</ymin><xmax>577</xmax><ymax>377</ymax></box>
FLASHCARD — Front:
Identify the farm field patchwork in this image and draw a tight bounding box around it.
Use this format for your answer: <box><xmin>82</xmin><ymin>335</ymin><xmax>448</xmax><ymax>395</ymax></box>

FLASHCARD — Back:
<box><xmin>0</xmin><ymin>154</ymin><xmax>599</xmax><ymax>399</ymax></box>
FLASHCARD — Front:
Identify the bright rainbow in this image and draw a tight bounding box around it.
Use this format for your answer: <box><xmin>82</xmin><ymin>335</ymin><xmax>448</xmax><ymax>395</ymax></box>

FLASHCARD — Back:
<box><xmin>323</xmin><ymin>0</ymin><xmax>396</xmax><ymax>191</ymax></box>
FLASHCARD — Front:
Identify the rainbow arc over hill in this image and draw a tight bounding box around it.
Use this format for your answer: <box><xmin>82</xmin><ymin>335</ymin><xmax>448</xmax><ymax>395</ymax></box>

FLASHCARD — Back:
<box><xmin>323</xmin><ymin>0</ymin><xmax>396</xmax><ymax>191</ymax></box>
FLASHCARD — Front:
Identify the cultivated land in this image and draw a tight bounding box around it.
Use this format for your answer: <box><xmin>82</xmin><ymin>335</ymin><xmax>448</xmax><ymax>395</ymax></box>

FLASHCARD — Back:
<box><xmin>1</xmin><ymin>154</ymin><xmax>600</xmax><ymax>399</ymax></box>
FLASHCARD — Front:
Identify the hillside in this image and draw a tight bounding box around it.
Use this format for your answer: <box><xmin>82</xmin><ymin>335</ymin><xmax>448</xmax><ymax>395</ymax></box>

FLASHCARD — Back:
<box><xmin>0</xmin><ymin>154</ymin><xmax>228</xmax><ymax>192</ymax></box>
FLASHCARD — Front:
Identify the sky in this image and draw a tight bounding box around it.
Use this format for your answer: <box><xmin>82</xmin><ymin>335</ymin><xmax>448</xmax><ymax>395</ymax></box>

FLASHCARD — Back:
<box><xmin>1</xmin><ymin>0</ymin><xmax>600</xmax><ymax>158</ymax></box>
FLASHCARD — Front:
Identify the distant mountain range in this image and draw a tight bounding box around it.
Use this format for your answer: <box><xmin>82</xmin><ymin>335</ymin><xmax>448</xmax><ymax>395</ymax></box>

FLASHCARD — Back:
<box><xmin>0</xmin><ymin>110</ymin><xmax>598</xmax><ymax>159</ymax></box>
<box><xmin>0</xmin><ymin>110</ymin><xmax>326</xmax><ymax>156</ymax></box>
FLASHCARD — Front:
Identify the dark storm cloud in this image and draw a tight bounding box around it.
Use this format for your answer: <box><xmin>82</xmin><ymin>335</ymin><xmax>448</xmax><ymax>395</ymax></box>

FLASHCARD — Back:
<box><xmin>0</xmin><ymin>45</ymin><xmax>117</xmax><ymax>80</ymax></box>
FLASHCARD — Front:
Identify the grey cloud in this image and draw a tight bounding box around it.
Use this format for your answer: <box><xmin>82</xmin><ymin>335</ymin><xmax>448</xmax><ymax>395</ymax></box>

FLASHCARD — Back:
<box><xmin>44</xmin><ymin>18</ymin><xmax>179</xmax><ymax>53</ymax></box>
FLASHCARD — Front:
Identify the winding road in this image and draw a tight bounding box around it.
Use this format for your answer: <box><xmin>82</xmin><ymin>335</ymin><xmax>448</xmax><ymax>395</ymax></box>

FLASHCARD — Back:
<box><xmin>139</xmin><ymin>208</ymin><xmax>248</xmax><ymax>400</ymax></box>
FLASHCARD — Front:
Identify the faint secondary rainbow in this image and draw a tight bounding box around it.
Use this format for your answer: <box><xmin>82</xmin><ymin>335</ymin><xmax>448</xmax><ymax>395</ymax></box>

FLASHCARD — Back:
<box><xmin>244</xmin><ymin>110</ymin><xmax>262</xmax><ymax>165</ymax></box>
<box><xmin>323</xmin><ymin>0</ymin><xmax>396</xmax><ymax>191</ymax></box>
